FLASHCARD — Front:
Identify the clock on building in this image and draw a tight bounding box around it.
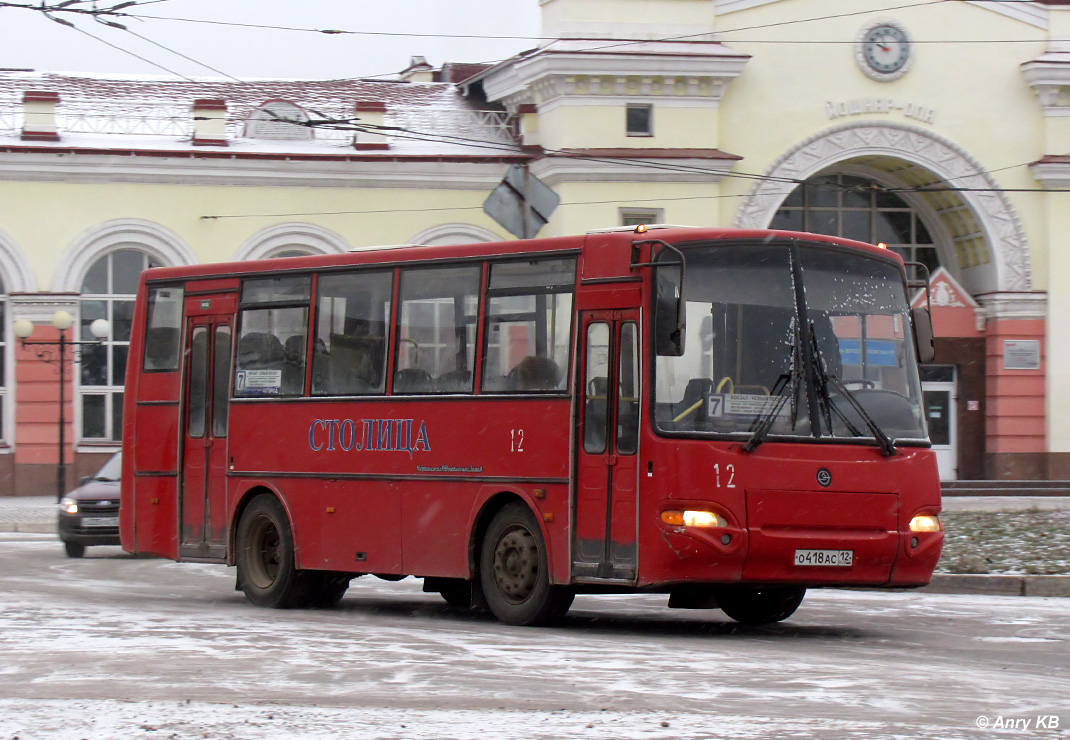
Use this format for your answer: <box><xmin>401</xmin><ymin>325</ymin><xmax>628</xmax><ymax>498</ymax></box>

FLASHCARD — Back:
<box><xmin>856</xmin><ymin>20</ymin><xmax>913</xmax><ymax>82</ymax></box>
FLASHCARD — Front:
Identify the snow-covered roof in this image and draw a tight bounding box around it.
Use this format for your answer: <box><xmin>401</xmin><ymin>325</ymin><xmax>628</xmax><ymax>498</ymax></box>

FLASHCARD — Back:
<box><xmin>0</xmin><ymin>71</ymin><xmax>521</xmax><ymax>158</ymax></box>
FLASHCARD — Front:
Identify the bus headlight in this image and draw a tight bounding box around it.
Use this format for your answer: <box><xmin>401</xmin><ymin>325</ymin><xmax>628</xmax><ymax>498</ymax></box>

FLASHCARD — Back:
<box><xmin>909</xmin><ymin>514</ymin><xmax>942</xmax><ymax>532</ymax></box>
<box><xmin>59</xmin><ymin>497</ymin><xmax>78</xmax><ymax>515</ymax></box>
<box><xmin>661</xmin><ymin>510</ymin><xmax>727</xmax><ymax>528</ymax></box>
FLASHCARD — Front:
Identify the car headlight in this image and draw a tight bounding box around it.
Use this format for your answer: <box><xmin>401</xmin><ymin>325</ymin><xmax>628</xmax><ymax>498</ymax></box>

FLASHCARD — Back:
<box><xmin>661</xmin><ymin>510</ymin><xmax>728</xmax><ymax>528</ymax></box>
<box><xmin>909</xmin><ymin>514</ymin><xmax>942</xmax><ymax>532</ymax></box>
<box><xmin>59</xmin><ymin>497</ymin><xmax>78</xmax><ymax>515</ymax></box>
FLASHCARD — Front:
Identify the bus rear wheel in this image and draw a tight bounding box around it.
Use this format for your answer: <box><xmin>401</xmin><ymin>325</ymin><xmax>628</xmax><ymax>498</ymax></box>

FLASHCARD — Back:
<box><xmin>714</xmin><ymin>585</ymin><xmax>806</xmax><ymax>624</ymax></box>
<box><xmin>479</xmin><ymin>502</ymin><xmax>573</xmax><ymax>626</ymax></box>
<box><xmin>236</xmin><ymin>494</ymin><xmax>311</xmax><ymax>609</ymax></box>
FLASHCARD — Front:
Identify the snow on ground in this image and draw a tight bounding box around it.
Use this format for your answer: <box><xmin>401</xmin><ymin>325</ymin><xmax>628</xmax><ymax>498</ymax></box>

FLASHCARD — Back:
<box><xmin>1</xmin><ymin>533</ymin><xmax>1068</xmax><ymax>740</ymax></box>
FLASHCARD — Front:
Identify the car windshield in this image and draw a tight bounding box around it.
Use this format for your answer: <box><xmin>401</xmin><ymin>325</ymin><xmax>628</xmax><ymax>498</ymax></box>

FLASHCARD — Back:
<box><xmin>93</xmin><ymin>453</ymin><xmax>122</xmax><ymax>482</ymax></box>
<box><xmin>654</xmin><ymin>241</ymin><xmax>927</xmax><ymax>445</ymax></box>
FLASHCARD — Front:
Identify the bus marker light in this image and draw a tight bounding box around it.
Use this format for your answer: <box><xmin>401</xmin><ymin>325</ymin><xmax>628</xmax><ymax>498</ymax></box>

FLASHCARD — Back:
<box><xmin>534</xmin><ymin>488</ymin><xmax>546</xmax><ymax>499</ymax></box>
<box><xmin>909</xmin><ymin>514</ymin><xmax>942</xmax><ymax>532</ymax></box>
<box><xmin>543</xmin><ymin>512</ymin><xmax>554</xmax><ymax>522</ymax></box>
<box><xmin>326</xmin><ymin>507</ymin><xmax>335</xmax><ymax>514</ymax></box>
<box><xmin>661</xmin><ymin>510</ymin><xmax>727</xmax><ymax>528</ymax></box>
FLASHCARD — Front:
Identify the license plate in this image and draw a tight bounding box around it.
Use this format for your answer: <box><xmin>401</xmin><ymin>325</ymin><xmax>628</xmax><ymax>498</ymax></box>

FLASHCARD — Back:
<box><xmin>81</xmin><ymin>516</ymin><xmax>117</xmax><ymax>528</ymax></box>
<box><xmin>794</xmin><ymin>549</ymin><xmax>853</xmax><ymax>567</ymax></box>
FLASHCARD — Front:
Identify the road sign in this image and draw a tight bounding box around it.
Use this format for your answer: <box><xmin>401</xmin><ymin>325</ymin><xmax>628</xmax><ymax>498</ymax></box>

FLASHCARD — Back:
<box><xmin>482</xmin><ymin>164</ymin><xmax>560</xmax><ymax>239</ymax></box>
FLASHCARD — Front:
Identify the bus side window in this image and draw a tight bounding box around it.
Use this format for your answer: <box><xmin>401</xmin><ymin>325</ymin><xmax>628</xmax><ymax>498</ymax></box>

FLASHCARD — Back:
<box><xmin>583</xmin><ymin>323</ymin><xmax>610</xmax><ymax>453</ymax></box>
<box><xmin>616</xmin><ymin>322</ymin><xmax>639</xmax><ymax>455</ymax></box>
<box><xmin>394</xmin><ymin>265</ymin><xmax>481</xmax><ymax>395</ymax></box>
<box><xmin>312</xmin><ymin>270</ymin><xmax>393</xmax><ymax>396</ymax></box>
<box><xmin>142</xmin><ymin>286</ymin><xmax>184</xmax><ymax>371</ymax></box>
<box><xmin>482</xmin><ymin>257</ymin><xmax>576</xmax><ymax>394</ymax></box>
<box><xmin>234</xmin><ymin>276</ymin><xmax>310</xmax><ymax>398</ymax></box>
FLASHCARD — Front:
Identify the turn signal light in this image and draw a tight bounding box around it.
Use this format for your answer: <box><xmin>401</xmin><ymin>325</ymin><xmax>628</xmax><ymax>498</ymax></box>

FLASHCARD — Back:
<box><xmin>909</xmin><ymin>514</ymin><xmax>943</xmax><ymax>532</ymax></box>
<box><xmin>661</xmin><ymin>510</ymin><xmax>727</xmax><ymax>528</ymax></box>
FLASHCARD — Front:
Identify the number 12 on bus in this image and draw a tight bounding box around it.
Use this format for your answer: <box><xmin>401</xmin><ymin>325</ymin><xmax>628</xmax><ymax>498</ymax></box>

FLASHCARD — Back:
<box><xmin>120</xmin><ymin>226</ymin><xmax>944</xmax><ymax>626</ymax></box>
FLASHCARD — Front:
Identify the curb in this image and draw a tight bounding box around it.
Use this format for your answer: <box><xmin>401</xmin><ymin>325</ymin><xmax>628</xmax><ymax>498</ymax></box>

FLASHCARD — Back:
<box><xmin>924</xmin><ymin>573</ymin><xmax>1070</xmax><ymax>597</ymax></box>
<box><xmin>2</xmin><ymin>521</ymin><xmax>1069</xmax><ymax>597</ymax></box>
<box><xmin>0</xmin><ymin>522</ymin><xmax>55</xmax><ymax>535</ymax></box>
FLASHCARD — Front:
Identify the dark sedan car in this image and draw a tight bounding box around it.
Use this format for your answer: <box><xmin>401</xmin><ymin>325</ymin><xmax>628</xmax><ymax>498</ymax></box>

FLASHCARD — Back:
<box><xmin>57</xmin><ymin>452</ymin><xmax>121</xmax><ymax>558</ymax></box>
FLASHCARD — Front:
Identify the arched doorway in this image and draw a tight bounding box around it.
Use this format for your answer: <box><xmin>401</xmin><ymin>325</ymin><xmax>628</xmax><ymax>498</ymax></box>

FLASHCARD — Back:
<box><xmin>768</xmin><ymin>170</ymin><xmax>958</xmax><ymax>479</ymax></box>
<box><xmin>734</xmin><ymin>123</ymin><xmax>1034</xmax><ymax>481</ymax></box>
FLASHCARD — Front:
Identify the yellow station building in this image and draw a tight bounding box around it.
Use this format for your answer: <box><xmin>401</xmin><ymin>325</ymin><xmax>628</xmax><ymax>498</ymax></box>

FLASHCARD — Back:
<box><xmin>0</xmin><ymin>0</ymin><xmax>1067</xmax><ymax>492</ymax></box>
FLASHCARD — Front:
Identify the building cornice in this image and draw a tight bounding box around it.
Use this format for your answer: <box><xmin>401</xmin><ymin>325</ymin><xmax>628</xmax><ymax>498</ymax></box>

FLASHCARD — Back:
<box><xmin>0</xmin><ymin>149</ymin><xmax>525</xmax><ymax>190</ymax></box>
<box><xmin>976</xmin><ymin>291</ymin><xmax>1048</xmax><ymax>321</ymax></box>
<box><xmin>481</xmin><ymin>42</ymin><xmax>749</xmax><ymax>110</ymax></box>
<box><xmin>1028</xmin><ymin>155</ymin><xmax>1070</xmax><ymax>185</ymax></box>
<box><xmin>1021</xmin><ymin>54</ymin><xmax>1070</xmax><ymax>114</ymax></box>
<box><xmin>532</xmin><ymin>150</ymin><xmax>738</xmax><ymax>185</ymax></box>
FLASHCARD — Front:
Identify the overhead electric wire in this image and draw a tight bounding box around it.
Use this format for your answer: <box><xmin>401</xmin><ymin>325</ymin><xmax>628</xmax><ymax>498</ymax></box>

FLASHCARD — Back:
<box><xmin>119</xmin><ymin>25</ymin><xmax>241</xmax><ymax>82</ymax></box>
<box><xmin>64</xmin><ymin>21</ymin><xmax>197</xmax><ymax>82</ymax></box>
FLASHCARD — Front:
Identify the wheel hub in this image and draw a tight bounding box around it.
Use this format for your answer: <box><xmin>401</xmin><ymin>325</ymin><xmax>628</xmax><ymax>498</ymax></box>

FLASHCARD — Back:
<box><xmin>246</xmin><ymin>515</ymin><xmax>281</xmax><ymax>589</ymax></box>
<box><xmin>493</xmin><ymin>526</ymin><xmax>538</xmax><ymax>604</ymax></box>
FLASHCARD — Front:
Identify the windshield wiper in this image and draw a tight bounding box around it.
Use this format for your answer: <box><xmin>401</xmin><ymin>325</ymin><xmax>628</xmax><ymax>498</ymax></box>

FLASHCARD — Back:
<box><xmin>824</xmin><ymin>375</ymin><xmax>897</xmax><ymax>457</ymax></box>
<box><xmin>807</xmin><ymin>322</ymin><xmax>897</xmax><ymax>457</ymax></box>
<box><xmin>742</xmin><ymin>341</ymin><xmax>800</xmax><ymax>454</ymax></box>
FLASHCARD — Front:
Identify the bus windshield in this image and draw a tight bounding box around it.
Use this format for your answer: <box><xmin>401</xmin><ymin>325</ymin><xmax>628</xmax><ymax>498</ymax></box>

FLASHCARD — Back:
<box><xmin>654</xmin><ymin>241</ymin><xmax>927</xmax><ymax>446</ymax></box>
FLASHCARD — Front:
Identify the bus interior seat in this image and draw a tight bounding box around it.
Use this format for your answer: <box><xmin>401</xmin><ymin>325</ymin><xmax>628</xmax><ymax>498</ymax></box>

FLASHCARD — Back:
<box><xmin>669</xmin><ymin>378</ymin><xmax>714</xmax><ymax>425</ymax></box>
<box><xmin>281</xmin><ymin>334</ymin><xmax>307</xmax><ymax>394</ymax></box>
<box><xmin>237</xmin><ymin>332</ymin><xmax>284</xmax><ymax>369</ymax></box>
<box><xmin>393</xmin><ymin>367</ymin><xmax>433</xmax><ymax>394</ymax></box>
<box><xmin>512</xmin><ymin>355</ymin><xmax>560</xmax><ymax>391</ymax></box>
<box><xmin>326</xmin><ymin>332</ymin><xmax>380</xmax><ymax>394</ymax></box>
<box><xmin>436</xmin><ymin>369</ymin><xmax>472</xmax><ymax>392</ymax></box>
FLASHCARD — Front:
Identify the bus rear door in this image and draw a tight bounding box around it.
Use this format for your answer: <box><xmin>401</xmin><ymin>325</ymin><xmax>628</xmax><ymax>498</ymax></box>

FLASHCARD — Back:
<box><xmin>179</xmin><ymin>293</ymin><xmax>235</xmax><ymax>560</ymax></box>
<box><xmin>573</xmin><ymin>310</ymin><xmax>640</xmax><ymax>581</ymax></box>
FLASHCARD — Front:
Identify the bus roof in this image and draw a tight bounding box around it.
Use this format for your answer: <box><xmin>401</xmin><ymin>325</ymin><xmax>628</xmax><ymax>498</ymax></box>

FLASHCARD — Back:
<box><xmin>139</xmin><ymin>227</ymin><xmax>902</xmax><ymax>286</ymax></box>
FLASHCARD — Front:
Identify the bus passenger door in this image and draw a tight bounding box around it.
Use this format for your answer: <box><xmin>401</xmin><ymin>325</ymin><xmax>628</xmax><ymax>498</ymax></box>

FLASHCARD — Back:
<box><xmin>573</xmin><ymin>311</ymin><xmax>640</xmax><ymax>581</ymax></box>
<box><xmin>180</xmin><ymin>303</ymin><xmax>234</xmax><ymax>561</ymax></box>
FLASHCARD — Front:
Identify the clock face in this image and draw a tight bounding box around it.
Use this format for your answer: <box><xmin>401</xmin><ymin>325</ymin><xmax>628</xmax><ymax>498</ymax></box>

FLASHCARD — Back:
<box><xmin>857</xmin><ymin>21</ymin><xmax>913</xmax><ymax>81</ymax></box>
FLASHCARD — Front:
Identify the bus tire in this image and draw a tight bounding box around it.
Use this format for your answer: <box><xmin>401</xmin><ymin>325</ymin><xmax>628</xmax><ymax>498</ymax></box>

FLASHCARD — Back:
<box><xmin>236</xmin><ymin>494</ymin><xmax>311</xmax><ymax>609</ymax></box>
<box><xmin>714</xmin><ymin>585</ymin><xmax>806</xmax><ymax>624</ymax></box>
<box><xmin>479</xmin><ymin>502</ymin><xmax>574</xmax><ymax>626</ymax></box>
<box><xmin>306</xmin><ymin>572</ymin><xmax>352</xmax><ymax>608</ymax></box>
<box><xmin>437</xmin><ymin>580</ymin><xmax>473</xmax><ymax>608</ymax></box>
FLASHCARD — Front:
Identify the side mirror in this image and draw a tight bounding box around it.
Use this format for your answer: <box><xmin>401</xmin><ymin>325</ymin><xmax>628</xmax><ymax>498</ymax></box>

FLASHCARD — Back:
<box><xmin>655</xmin><ymin>264</ymin><xmax>685</xmax><ymax>356</ymax></box>
<box><xmin>911</xmin><ymin>307</ymin><xmax>935</xmax><ymax>364</ymax></box>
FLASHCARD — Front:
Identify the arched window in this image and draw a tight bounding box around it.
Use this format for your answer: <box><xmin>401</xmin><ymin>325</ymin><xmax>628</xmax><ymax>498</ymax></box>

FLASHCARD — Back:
<box><xmin>244</xmin><ymin>101</ymin><xmax>313</xmax><ymax>141</ymax></box>
<box><xmin>0</xmin><ymin>274</ymin><xmax>6</xmax><ymax>443</ymax></box>
<box><xmin>79</xmin><ymin>249</ymin><xmax>160</xmax><ymax>442</ymax></box>
<box><xmin>770</xmin><ymin>173</ymin><xmax>940</xmax><ymax>280</ymax></box>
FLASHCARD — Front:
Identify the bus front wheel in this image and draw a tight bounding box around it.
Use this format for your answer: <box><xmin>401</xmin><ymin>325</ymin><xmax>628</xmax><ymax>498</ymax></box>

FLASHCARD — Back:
<box><xmin>480</xmin><ymin>503</ymin><xmax>573</xmax><ymax>626</ymax></box>
<box><xmin>236</xmin><ymin>494</ymin><xmax>311</xmax><ymax>609</ymax></box>
<box><xmin>714</xmin><ymin>585</ymin><xmax>806</xmax><ymax>624</ymax></box>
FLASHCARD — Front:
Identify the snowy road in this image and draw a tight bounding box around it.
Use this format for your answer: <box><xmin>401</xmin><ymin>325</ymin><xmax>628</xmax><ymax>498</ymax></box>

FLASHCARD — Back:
<box><xmin>0</xmin><ymin>532</ymin><xmax>1067</xmax><ymax>739</ymax></box>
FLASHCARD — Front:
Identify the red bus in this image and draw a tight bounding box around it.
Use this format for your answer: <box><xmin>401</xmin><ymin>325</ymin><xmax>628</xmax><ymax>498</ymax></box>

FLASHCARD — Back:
<box><xmin>120</xmin><ymin>226</ymin><xmax>943</xmax><ymax>626</ymax></box>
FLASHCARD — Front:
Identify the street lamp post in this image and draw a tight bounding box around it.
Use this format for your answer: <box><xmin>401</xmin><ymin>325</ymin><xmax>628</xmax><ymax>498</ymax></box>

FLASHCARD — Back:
<box><xmin>14</xmin><ymin>311</ymin><xmax>110</xmax><ymax>501</ymax></box>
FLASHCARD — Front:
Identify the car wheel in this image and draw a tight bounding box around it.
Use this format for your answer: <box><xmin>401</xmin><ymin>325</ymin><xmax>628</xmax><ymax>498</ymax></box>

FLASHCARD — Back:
<box><xmin>64</xmin><ymin>541</ymin><xmax>86</xmax><ymax>558</ymax></box>
<box><xmin>479</xmin><ymin>502</ymin><xmax>573</xmax><ymax>626</ymax></box>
